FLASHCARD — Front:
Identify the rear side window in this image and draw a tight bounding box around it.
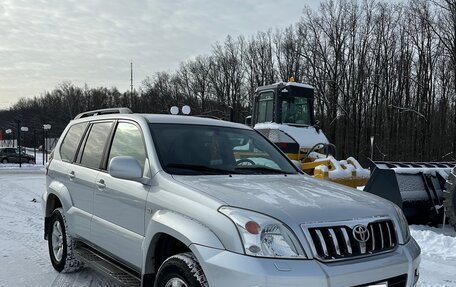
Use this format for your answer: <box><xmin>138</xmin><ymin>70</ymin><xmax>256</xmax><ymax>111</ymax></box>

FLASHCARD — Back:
<box><xmin>80</xmin><ymin>122</ymin><xmax>113</xmax><ymax>169</ymax></box>
<box><xmin>60</xmin><ymin>122</ymin><xmax>88</xmax><ymax>162</ymax></box>
<box><xmin>108</xmin><ymin>122</ymin><xmax>147</xmax><ymax>171</ymax></box>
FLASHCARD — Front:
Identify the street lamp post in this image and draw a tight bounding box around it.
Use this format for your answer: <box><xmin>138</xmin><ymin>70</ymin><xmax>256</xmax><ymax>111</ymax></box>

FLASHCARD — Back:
<box><xmin>43</xmin><ymin>124</ymin><xmax>51</xmax><ymax>164</ymax></box>
<box><xmin>370</xmin><ymin>136</ymin><xmax>374</xmax><ymax>160</ymax></box>
<box><xmin>33</xmin><ymin>129</ymin><xmax>36</xmax><ymax>163</ymax></box>
<box><xmin>5</xmin><ymin>129</ymin><xmax>12</xmax><ymax>147</ymax></box>
<box><xmin>17</xmin><ymin>121</ymin><xmax>21</xmax><ymax>168</ymax></box>
<box><xmin>20</xmin><ymin>126</ymin><xmax>28</xmax><ymax>167</ymax></box>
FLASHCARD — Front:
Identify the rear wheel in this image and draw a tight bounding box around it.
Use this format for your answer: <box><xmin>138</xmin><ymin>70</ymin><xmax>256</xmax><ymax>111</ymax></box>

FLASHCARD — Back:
<box><xmin>154</xmin><ymin>253</ymin><xmax>208</xmax><ymax>287</ymax></box>
<box><xmin>444</xmin><ymin>168</ymin><xmax>456</xmax><ymax>229</ymax></box>
<box><xmin>48</xmin><ymin>208</ymin><xmax>82</xmax><ymax>272</ymax></box>
<box><xmin>1</xmin><ymin>158</ymin><xmax>7</xmax><ymax>164</ymax></box>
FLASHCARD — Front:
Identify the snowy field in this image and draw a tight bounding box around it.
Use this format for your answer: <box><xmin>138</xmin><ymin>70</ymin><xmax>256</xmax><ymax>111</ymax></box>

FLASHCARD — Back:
<box><xmin>1</xmin><ymin>165</ymin><xmax>456</xmax><ymax>286</ymax></box>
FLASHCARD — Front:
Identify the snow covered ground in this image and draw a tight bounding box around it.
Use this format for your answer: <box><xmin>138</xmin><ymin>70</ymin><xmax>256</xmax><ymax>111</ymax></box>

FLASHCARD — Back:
<box><xmin>0</xmin><ymin>166</ymin><xmax>456</xmax><ymax>286</ymax></box>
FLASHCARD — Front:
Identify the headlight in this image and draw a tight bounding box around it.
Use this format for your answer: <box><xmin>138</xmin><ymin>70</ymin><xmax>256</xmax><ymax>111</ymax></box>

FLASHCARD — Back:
<box><xmin>219</xmin><ymin>206</ymin><xmax>307</xmax><ymax>258</ymax></box>
<box><xmin>392</xmin><ymin>203</ymin><xmax>411</xmax><ymax>243</ymax></box>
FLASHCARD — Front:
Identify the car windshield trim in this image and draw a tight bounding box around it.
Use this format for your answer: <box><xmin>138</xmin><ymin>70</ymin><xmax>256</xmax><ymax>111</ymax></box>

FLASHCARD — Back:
<box><xmin>166</xmin><ymin>163</ymin><xmax>240</xmax><ymax>175</ymax></box>
<box><xmin>234</xmin><ymin>165</ymin><xmax>291</xmax><ymax>174</ymax></box>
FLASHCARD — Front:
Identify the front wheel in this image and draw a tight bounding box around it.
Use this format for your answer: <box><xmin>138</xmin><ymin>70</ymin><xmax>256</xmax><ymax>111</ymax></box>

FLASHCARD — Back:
<box><xmin>48</xmin><ymin>208</ymin><xmax>82</xmax><ymax>272</ymax></box>
<box><xmin>155</xmin><ymin>253</ymin><xmax>208</xmax><ymax>287</ymax></box>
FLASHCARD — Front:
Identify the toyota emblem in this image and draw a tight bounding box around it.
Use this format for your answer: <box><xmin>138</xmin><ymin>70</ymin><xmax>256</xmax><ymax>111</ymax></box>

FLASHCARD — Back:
<box><xmin>352</xmin><ymin>225</ymin><xmax>370</xmax><ymax>243</ymax></box>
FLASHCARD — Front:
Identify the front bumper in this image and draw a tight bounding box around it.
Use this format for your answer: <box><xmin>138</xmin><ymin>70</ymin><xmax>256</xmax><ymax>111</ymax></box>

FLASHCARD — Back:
<box><xmin>190</xmin><ymin>238</ymin><xmax>420</xmax><ymax>287</ymax></box>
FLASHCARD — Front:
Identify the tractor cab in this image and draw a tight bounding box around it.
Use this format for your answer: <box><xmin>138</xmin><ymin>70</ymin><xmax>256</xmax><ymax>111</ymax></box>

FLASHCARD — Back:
<box><xmin>252</xmin><ymin>82</ymin><xmax>315</xmax><ymax>127</ymax></box>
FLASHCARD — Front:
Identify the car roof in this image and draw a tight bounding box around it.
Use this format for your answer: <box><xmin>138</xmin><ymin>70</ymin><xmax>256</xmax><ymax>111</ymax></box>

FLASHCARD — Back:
<box><xmin>71</xmin><ymin>113</ymin><xmax>252</xmax><ymax>130</ymax></box>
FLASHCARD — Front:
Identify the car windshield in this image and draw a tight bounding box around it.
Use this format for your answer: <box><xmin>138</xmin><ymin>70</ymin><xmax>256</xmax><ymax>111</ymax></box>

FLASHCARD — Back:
<box><xmin>149</xmin><ymin>123</ymin><xmax>298</xmax><ymax>175</ymax></box>
<box><xmin>281</xmin><ymin>96</ymin><xmax>311</xmax><ymax>125</ymax></box>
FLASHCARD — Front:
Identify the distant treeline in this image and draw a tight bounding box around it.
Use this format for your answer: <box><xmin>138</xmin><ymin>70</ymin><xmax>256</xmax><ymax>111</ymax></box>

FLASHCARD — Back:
<box><xmin>1</xmin><ymin>0</ymin><xmax>455</xmax><ymax>162</ymax></box>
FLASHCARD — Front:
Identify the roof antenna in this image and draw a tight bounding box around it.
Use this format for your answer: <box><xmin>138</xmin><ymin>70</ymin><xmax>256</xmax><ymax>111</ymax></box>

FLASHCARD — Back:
<box><xmin>130</xmin><ymin>60</ymin><xmax>134</xmax><ymax>94</ymax></box>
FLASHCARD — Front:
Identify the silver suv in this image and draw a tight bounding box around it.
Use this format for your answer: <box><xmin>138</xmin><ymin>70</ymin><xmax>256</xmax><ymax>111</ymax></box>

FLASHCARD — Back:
<box><xmin>42</xmin><ymin>108</ymin><xmax>420</xmax><ymax>287</ymax></box>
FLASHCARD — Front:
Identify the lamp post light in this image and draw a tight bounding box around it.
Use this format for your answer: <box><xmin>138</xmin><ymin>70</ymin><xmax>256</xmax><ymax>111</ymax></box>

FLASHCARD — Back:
<box><xmin>43</xmin><ymin>124</ymin><xmax>51</xmax><ymax>164</ymax></box>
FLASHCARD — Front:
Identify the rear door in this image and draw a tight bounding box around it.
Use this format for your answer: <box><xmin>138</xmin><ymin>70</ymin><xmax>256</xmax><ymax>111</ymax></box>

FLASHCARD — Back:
<box><xmin>54</xmin><ymin>122</ymin><xmax>90</xmax><ymax>238</ymax></box>
<box><xmin>67</xmin><ymin>121</ymin><xmax>114</xmax><ymax>240</ymax></box>
<box><xmin>91</xmin><ymin>121</ymin><xmax>149</xmax><ymax>269</ymax></box>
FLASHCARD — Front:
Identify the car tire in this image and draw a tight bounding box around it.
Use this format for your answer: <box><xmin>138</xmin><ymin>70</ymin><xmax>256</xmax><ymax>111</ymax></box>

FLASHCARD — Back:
<box><xmin>48</xmin><ymin>208</ymin><xmax>82</xmax><ymax>272</ymax></box>
<box><xmin>154</xmin><ymin>252</ymin><xmax>208</xmax><ymax>287</ymax></box>
<box><xmin>1</xmin><ymin>158</ymin><xmax>7</xmax><ymax>164</ymax></box>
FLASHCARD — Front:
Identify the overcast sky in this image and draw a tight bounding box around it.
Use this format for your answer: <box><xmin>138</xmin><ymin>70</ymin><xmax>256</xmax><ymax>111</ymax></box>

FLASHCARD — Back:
<box><xmin>0</xmin><ymin>0</ymin><xmax>322</xmax><ymax>110</ymax></box>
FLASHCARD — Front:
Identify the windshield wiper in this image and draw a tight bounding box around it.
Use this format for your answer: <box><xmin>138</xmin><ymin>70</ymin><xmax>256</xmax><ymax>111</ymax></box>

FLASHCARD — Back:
<box><xmin>166</xmin><ymin>163</ymin><xmax>238</xmax><ymax>175</ymax></box>
<box><xmin>234</xmin><ymin>166</ymin><xmax>291</xmax><ymax>174</ymax></box>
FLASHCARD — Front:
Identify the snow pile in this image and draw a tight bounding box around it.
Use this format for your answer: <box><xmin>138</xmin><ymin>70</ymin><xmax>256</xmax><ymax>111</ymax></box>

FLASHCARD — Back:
<box><xmin>411</xmin><ymin>225</ymin><xmax>456</xmax><ymax>286</ymax></box>
<box><xmin>411</xmin><ymin>225</ymin><xmax>456</xmax><ymax>260</ymax></box>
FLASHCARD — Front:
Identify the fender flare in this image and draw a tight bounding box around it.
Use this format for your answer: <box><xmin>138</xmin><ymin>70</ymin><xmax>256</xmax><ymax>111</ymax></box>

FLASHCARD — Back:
<box><xmin>142</xmin><ymin>210</ymin><xmax>224</xmax><ymax>274</ymax></box>
<box><xmin>45</xmin><ymin>180</ymin><xmax>73</xmax><ymax>215</ymax></box>
<box><xmin>44</xmin><ymin>180</ymin><xmax>74</xmax><ymax>239</ymax></box>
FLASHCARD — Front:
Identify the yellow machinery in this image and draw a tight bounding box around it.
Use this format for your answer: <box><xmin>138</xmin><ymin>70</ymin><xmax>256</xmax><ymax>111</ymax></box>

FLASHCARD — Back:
<box><xmin>244</xmin><ymin>81</ymin><xmax>456</xmax><ymax>227</ymax></box>
<box><xmin>249</xmin><ymin>81</ymin><xmax>369</xmax><ymax>188</ymax></box>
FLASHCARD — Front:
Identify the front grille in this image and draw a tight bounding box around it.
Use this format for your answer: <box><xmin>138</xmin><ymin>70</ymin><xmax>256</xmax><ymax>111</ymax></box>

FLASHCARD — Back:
<box><xmin>302</xmin><ymin>218</ymin><xmax>398</xmax><ymax>262</ymax></box>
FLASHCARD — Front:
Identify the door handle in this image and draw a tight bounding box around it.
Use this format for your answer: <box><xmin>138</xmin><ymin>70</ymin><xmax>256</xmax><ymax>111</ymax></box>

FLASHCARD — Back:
<box><xmin>96</xmin><ymin>179</ymin><xmax>106</xmax><ymax>189</ymax></box>
<box><xmin>68</xmin><ymin>171</ymin><xmax>75</xmax><ymax>179</ymax></box>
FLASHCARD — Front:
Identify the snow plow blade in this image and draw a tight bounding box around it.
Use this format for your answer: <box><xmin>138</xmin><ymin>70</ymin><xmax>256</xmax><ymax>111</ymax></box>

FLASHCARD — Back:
<box><xmin>363</xmin><ymin>160</ymin><xmax>454</xmax><ymax>225</ymax></box>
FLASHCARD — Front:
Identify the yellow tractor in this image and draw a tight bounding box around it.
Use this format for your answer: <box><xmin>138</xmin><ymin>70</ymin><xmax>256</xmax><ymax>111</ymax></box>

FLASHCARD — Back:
<box><xmin>247</xmin><ymin>81</ymin><xmax>456</xmax><ymax>227</ymax></box>
<box><xmin>248</xmin><ymin>81</ymin><xmax>369</xmax><ymax>188</ymax></box>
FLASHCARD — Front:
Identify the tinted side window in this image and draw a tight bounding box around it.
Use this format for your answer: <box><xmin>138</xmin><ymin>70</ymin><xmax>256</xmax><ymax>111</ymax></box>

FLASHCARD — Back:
<box><xmin>80</xmin><ymin>122</ymin><xmax>113</xmax><ymax>169</ymax></box>
<box><xmin>60</xmin><ymin>122</ymin><xmax>88</xmax><ymax>162</ymax></box>
<box><xmin>108</xmin><ymin>122</ymin><xmax>147</xmax><ymax>171</ymax></box>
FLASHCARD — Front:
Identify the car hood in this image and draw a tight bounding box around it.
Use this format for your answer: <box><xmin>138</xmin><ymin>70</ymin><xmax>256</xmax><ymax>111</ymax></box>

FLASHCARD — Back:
<box><xmin>172</xmin><ymin>174</ymin><xmax>394</xmax><ymax>224</ymax></box>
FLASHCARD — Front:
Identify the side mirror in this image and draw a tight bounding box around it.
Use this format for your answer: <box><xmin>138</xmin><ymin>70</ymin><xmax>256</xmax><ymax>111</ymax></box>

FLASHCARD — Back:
<box><xmin>109</xmin><ymin>156</ymin><xmax>143</xmax><ymax>181</ymax></box>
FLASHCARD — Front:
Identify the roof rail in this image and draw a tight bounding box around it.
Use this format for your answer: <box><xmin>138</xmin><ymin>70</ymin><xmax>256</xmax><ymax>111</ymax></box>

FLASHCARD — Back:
<box><xmin>74</xmin><ymin>107</ymin><xmax>133</xmax><ymax>119</ymax></box>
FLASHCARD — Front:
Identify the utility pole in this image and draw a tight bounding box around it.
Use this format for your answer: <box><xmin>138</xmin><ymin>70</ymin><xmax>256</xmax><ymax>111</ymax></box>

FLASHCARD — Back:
<box><xmin>130</xmin><ymin>61</ymin><xmax>133</xmax><ymax>95</ymax></box>
<box><xmin>42</xmin><ymin>126</ymin><xmax>45</xmax><ymax>165</ymax></box>
<box><xmin>33</xmin><ymin>129</ymin><xmax>36</xmax><ymax>163</ymax></box>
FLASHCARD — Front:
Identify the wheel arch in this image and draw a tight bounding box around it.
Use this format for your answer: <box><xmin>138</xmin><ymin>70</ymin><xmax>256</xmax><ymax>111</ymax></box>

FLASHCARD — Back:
<box><xmin>142</xmin><ymin>210</ymin><xmax>224</xmax><ymax>280</ymax></box>
<box><xmin>44</xmin><ymin>181</ymin><xmax>74</xmax><ymax>239</ymax></box>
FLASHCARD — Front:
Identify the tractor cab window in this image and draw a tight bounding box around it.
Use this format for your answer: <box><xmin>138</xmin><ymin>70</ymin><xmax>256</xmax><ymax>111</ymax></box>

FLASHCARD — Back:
<box><xmin>281</xmin><ymin>97</ymin><xmax>311</xmax><ymax>125</ymax></box>
<box><xmin>256</xmin><ymin>92</ymin><xmax>274</xmax><ymax>123</ymax></box>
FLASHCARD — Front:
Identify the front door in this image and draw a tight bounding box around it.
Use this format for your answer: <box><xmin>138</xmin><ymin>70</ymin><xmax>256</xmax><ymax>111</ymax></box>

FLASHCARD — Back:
<box><xmin>91</xmin><ymin>121</ymin><xmax>149</xmax><ymax>269</ymax></box>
